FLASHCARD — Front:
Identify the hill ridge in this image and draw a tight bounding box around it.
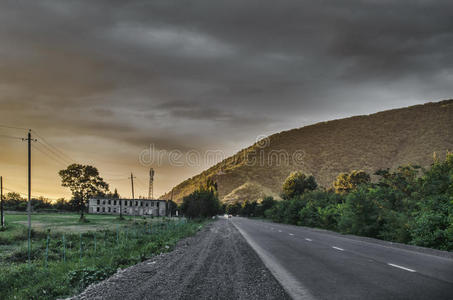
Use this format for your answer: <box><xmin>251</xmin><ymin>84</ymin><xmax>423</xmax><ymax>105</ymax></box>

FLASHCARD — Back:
<box><xmin>161</xmin><ymin>99</ymin><xmax>453</xmax><ymax>203</ymax></box>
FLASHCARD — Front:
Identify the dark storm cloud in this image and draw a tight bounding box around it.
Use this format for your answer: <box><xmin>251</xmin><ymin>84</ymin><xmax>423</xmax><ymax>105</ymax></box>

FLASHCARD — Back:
<box><xmin>1</xmin><ymin>0</ymin><xmax>453</xmax><ymax>171</ymax></box>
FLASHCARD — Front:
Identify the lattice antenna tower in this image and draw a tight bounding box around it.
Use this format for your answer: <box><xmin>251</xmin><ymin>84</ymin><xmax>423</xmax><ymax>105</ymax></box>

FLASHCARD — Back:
<box><xmin>148</xmin><ymin>168</ymin><xmax>155</xmax><ymax>199</ymax></box>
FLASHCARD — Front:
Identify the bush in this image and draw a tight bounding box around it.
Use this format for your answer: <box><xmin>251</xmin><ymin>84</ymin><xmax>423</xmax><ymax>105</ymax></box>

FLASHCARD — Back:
<box><xmin>181</xmin><ymin>180</ymin><xmax>221</xmax><ymax>219</ymax></box>
<box><xmin>281</xmin><ymin>172</ymin><xmax>317</xmax><ymax>200</ymax></box>
<box><xmin>260</xmin><ymin>153</ymin><xmax>453</xmax><ymax>251</ymax></box>
<box><xmin>67</xmin><ymin>266</ymin><xmax>116</xmax><ymax>290</ymax></box>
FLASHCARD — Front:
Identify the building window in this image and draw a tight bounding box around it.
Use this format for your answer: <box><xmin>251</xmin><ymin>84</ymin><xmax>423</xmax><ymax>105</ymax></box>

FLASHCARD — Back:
<box><xmin>97</xmin><ymin>199</ymin><xmax>100</xmax><ymax>205</ymax></box>
<box><xmin>146</xmin><ymin>203</ymin><xmax>148</xmax><ymax>207</ymax></box>
<box><xmin>102</xmin><ymin>200</ymin><xmax>105</xmax><ymax>205</ymax></box>
<box><xmin>97</xmin><ymin>207</ymin><xmax>100</xmax><ymax>212</ymax></box>
<box><xmin>129</xmin><ymin>201</ymin><xmax>132</xmax><ymax>206</ymax></box>
<box><xmin>157</xmin><ymin>202</ymin><xmax>160</xmax><ymax>207</ymax></box>
<box><xmin>108</xmin><ymin>200</ymin><xmax>111</xmax><ymax>205</ymax></box>
<box><xmin>108</xmin><ymin>207</ymin><xmax>111</xmax><ymax>212</ymax></box>
<box><xmin>135</xmin><ymin>201</ymin><xmax>138</xmax><ymax>206</ymax></box>
<box><xmin>151</xmin><ymin>202</ymin><xmax>154</xmax><ymax>207</ymax></box>
<box><xmin>124</xmin><ymin>200</ymin><xmax>127</xmax><ymax>206</ymax></box>
<box><xmin>114</xmin><ymin>200</ymin><xmax>117</xmax><ymax>205</ymax></box>
<box><xmin>102</xmin><ymin>207</ymin><xmax>105</xmax><ymax>212</ymax></box>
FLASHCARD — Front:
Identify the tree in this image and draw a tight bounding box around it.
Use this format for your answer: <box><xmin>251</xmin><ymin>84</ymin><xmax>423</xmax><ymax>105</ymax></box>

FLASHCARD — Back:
<box><xmin>227</xmin><ymin>202</ymin><xmax>242</xmax><ymax>215</ymax></box>
<box><xmin>255</xmin><ymin>196</ymin><xmax>276</xmax><ymax>216</ymax></box>
<box><xmin>181</xmin><ymin>180</ymin><xmax>220</xmax><ymax>219</ymax></box>
<box><xmin>4</xmin><ymin>192</ymin><xmax>26</xmax><ymax>211</ymax></box>
<box><xmin>333</xmin><ymin>170</ymin><xmax>370</xmax><ymax>194</ymax></box>
<box><xmin>59</xmin><ymin>164</ymin><xmax>109</xmax><ymax>221</ymax></box>
<box><xmin>410</xmin><ymin>153</ymin><xmax>453</xmax><ymax>250</ymax></box>
<box><xmin>281</xmin><ymin>171</ymin><xmax>317</xmax><ymax>200</ymax></box>
<box><xmin>375</xmin><ymin>165</ymin><xmax>421</xmax><ymax>197</ymax></box>
<box><xmin>338</xmin><ymin>186</ymin><xmax>381</xmax><ymax>237</ymax></box>
<box><xmin>241</xmin><ymin>201</ymin><xmax>258</xmax><ymax>217</ymax></box>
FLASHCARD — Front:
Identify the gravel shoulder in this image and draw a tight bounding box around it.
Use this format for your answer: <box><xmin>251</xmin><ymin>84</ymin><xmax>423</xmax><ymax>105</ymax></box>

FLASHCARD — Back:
<box><xmin>72</xmin><ymin>219</ymin><xmax>290</xmax><ymax>300</ymax></box>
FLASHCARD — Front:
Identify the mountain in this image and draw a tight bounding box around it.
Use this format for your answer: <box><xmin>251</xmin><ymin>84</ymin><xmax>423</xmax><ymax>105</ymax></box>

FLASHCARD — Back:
<box><xmin>161</xmin><ymin>99</ymin><xmax>453</xmax><ymax>204</ymax></box>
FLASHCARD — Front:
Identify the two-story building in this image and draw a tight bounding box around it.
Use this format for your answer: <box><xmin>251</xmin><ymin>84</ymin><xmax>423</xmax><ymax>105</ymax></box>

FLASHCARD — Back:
<box><xmin>88</xmin><ymin>198</ymin><xmax>167</xmax><ymax>217</ymax></box>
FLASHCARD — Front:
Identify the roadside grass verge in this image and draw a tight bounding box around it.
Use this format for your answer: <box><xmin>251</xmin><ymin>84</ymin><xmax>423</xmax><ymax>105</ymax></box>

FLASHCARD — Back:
<box><xmin>0</xmin><ymin>216</ymin><xmax>205</xmax><ymax>299</ymax></box>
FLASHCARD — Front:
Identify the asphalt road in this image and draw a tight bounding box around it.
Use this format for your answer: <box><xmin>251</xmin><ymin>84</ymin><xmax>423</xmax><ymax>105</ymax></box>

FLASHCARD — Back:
<box><xmin>231</xmin><ymin>217</ymin><xmax>453</xmax><ymax>300</ymax></box>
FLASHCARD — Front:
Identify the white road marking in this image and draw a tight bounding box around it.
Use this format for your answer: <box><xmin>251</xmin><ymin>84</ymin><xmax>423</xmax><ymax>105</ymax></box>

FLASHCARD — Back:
<box><xmin>387</xmin><ymin>263</ymin><xmax>416</xmax><ymax>272</ymax></box>
<box><xmin>305</xmin><ymin>238</ymin><xmax>312</xmax><ymax>242</ymax></box>
<box><xmin>232</xmin><ymin>221</ymin><xmax>315</xmax><ymax>300</ymax></box>
<box><xmin>278</xmin><ymin>230</ymin><xmax>282</xmax><ymax>233</ymax></box>
<box><xmin>332</xmin><ymin>246</ymin><xmax>344</xmax><ymax>251</ymax></box>
<box><xmin>289</xmin><ymin>233</ymin><xmax>294</xmax><ymax>236</ymax></box>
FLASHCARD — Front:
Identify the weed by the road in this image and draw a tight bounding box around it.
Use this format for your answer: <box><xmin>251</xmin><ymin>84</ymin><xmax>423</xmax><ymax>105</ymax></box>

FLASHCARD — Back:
<box><xmin>0</xmin><ymin>216</ymin><xmax>204</xmax><ymax>299</ymax></box>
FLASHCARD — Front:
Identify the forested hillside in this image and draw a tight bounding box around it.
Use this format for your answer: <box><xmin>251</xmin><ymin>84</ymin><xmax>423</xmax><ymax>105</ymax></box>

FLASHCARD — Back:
<box><xmin>161</xmin><ymin>100</ymin><xmax>453</xmax><ymax>203</ymax></box>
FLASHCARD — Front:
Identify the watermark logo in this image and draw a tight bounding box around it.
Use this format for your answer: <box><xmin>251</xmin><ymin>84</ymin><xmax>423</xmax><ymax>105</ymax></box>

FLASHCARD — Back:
<box><xmin>138</xmin><ymin>135</ymin><xmax>305</xmax><ymax>168</ymax></box>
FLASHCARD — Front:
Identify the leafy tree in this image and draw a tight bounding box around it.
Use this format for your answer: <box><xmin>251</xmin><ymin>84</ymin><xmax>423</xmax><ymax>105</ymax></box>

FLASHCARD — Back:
<box><xmin>241</xmin><ymin>201</ymin><xmax>258</xmax><ymax>217</ymax></box>
<box><xmin>282</xmin><ymin>171</ymin><xmax>317</xmax><ymax>200</ymax></box>
<box><xmin>338</xmin><ymin>186</ymin><xmax>381</xmax><ymax>237</ymax></box>
<box><xmin>375</xmin><ymin>165</ymin><xmax>421</xmax><ymax>198</ymax></box>
<box><xmin>4</xmin><ymin>192</ymin><xmax>27</xmax><ymax>211</ymax></box>
<box><xmin>59</xmin><ymin>164</ymin><xmax>109</xmax><ymax>221</ymax></box>
<box><xmin>254</xmin><ymin>196</ymin><xmax>276</xmax><ymax>217</ymax></box>
<box><xmin>333</xmin><ymin>170</ymin><xmax>370</xmax><ymax>194</ymax></box>
<box><xmin>105</xmin><ymin>189</ymin><xmax>120</xmax><ymax>199</ymax></box>
<box><xmin>181</xmin><ymin>180</ymin><xmax>220</xmax><ymax>219</ymax></box>
<box><xmin>410</xmin><ymin>153</ymin><xmax>453</xmax><ymax>250</ymax></box>
<box><xmin>227</xmin><ymin>202</ymin><xmax>242</xmax><ymax>215</ymax></box>
<box><xmin>298</xmin><ymin>191</ymin><xmax>342</xmax><ymax>230</ymax></box>
<box><xmin>54</xmin><ymin>198</ymin><xmax>73</xmax><ymax>211</ymax></box>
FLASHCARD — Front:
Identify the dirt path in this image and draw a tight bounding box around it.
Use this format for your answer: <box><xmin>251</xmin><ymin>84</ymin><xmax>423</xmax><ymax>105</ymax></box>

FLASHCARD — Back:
<box><xmin>72</xmin><ymin>219</ymin><xmax>290</xmax><ymax>300</ymax></box>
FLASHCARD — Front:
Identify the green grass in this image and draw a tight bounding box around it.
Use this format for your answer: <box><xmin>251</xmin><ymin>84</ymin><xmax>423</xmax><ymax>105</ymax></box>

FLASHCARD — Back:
<box><xmin>3</xmin><ymin>212</ymin><xmax>155</xmax><ymax>233</ymax></box>
<box><xmin>0</xmin><ymin>212</ymin><xmax>205</xmax><ymax>299</ymax></box>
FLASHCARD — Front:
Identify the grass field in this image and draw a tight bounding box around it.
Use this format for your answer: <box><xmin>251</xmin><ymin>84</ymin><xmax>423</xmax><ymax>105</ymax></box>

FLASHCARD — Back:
<box><xmin>0</xmin><ymin>211</ymin><xmax>204</xmax><ymax>300</ymax></box>
<box><xmin>4</xmin><ymin>211</ymin><xmax>163</xmax><ymax>233</ymax></box>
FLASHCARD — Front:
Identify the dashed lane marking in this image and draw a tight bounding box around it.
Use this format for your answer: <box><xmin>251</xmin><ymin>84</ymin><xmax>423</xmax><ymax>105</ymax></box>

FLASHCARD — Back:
<box><xmin>332</xmin><ymin>246</ymin><xmax>344</xmax><ymax>251</ymax></box>
<box><xmin>289</xmin><ymin>233</ymin><xmax>294</xmax><ymax>236</ymax></box>
<box><xmin>305</xmin><ymin>238</ymin><xmax>312</xmax><ymax>242</ymax></box>
<box><xmin>387</xmin><ymin>263</ymin><xmax>416</xmax><ymax>272</ymax></box>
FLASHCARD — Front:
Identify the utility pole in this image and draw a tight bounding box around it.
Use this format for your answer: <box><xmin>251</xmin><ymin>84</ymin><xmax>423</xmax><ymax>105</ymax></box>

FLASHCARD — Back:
<box><xmin>130</xmin><ymin>172</ymin><xmax>135</xmax><ymax>200</ymax></box>
<box><xmin>23</xmin><ymin>130</ymin><xmax>36</xmax><ymax>264</ymax></box>
<box><xmin>1</xmin><ymin>176</ymin><xmax>3</xmax><ymax>228</ymax></box>
<box><xmin>148</xmin><ymin>168</ymin><xmax>154</xmax><ymax>199</ymax></box>
<box><xmin>169</xmin><ymin>189</ymin><xmax>174</xmax><ymax>217</ymax></box>
<box><xmin>119</xmin><ymin>196</ymin><xmax>123</xmax><ymax>219</ymax></box>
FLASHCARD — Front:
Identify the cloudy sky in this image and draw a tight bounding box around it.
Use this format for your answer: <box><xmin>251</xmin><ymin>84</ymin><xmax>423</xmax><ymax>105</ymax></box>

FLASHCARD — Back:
<box><xmin>0</xmin><ymin>0</ymin><xmax>452</xmax><ymax>199</ymax></box>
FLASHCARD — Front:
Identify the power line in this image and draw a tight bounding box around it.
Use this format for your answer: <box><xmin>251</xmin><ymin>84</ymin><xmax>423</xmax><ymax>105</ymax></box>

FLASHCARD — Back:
<box><xmin>36</xmin><ymin>140</ymin><xmax>72</xmax><ymax>165</ymax></box>
<box><xmin>31</xmin><ymin>129</ymin><xmax>75</xmax><ymax>163</ymax></box>
<box><xmin>32</xmin><ymin>143</ymin><xmax>68</xmax><ymax>168</ymax></box>
<box><xmin>0</xmin><ymin>134</ymin><xmax>23</xmax><ymax>140</ymax></box>
<box><xmin>0</xmin><ymin>124</ymin><xmax>28</xmax><ymax>130</ymax></box>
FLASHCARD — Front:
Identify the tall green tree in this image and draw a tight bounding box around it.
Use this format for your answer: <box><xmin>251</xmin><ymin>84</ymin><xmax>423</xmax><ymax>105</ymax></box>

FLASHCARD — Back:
<box><xmin>181</xmin><ymin>180</ymin><xmax>220</xmax><ymax>219</ymax></box>
<box><xmin>281</xmin><ymin>171</ymin><xmax>317</xmax><ymax>200</ymax></box>
<box><xmin>59</xmin><ymin>164</ymin><xmax>109</xmax><ymax>221</ymax></box>
<box><xmin>333</xmin><ymin>170</ymin><xmax>370</xmax><ymax>194</ymax></box>
<box><xmin>410</xmin><ymin>153</ymin><xmax>453</xmax><ymax>250</ymax></box>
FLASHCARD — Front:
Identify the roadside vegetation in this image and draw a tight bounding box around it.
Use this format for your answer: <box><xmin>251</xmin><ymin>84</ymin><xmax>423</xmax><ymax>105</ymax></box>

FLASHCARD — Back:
<box><xmin>181</xmin><ymin>179</ymin><xmax>222</xmax><ymax>219</ymax></box>
<box><xmin>227</xmin><ymin>152</ymin><xmax>453</xmax><ymax>251</ymax></box>
<box><xmin>0</xmin><ymin>213</ymin><xmax>203</xmax><ymax>299</ymax></box>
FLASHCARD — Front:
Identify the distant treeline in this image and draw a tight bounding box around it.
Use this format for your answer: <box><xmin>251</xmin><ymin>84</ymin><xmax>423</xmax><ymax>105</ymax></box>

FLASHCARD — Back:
<box><xmin>1</xmin><ymin>189</ymin><xmax>121</xmax><ymax>212</ymax></box>
<box><xmin>226</xmin><ymin>153</ymin><xmax>453</xmax><ymax>251</ymax></box>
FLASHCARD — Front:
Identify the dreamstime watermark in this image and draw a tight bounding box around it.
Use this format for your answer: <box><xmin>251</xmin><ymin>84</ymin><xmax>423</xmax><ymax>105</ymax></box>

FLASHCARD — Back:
<box><xmin>138</xmin><ymin>135</ymin><xmax>305</xmax><ymax>168</ymax></box>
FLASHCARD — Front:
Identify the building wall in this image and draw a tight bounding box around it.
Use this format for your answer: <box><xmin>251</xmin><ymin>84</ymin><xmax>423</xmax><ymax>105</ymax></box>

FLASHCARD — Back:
<box><xmin>88</xmin><ymin>199</ymin><xmax>167</xmax><ymax>216</ymax></box>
